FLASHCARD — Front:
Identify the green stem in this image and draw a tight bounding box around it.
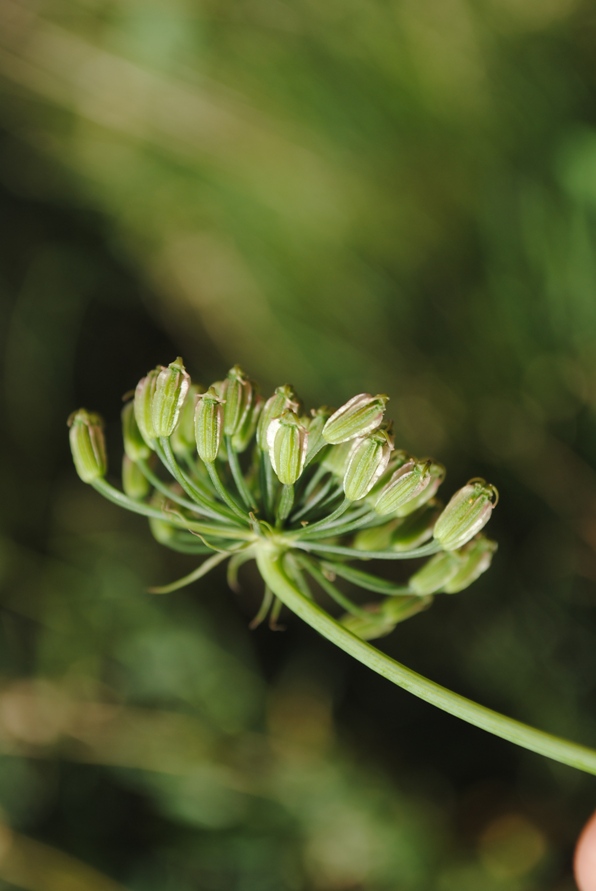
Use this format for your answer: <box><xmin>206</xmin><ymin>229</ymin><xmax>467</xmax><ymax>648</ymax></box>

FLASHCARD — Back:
<box><xmin>297</xmin><ymin>497</ymin><xmax>353</xmax><ymax>537</ymax></box>
<box><xmin>137</xmin><ymin>458</ymin><xmax>219</xmax><ymax>520</ymax></box>
<box><xmin>91</xmin><ymin>480</ymin><xmax>252</xmax><ymax>542</ymax></box>
<box><xmin>296</xmin><ymin>540</ymin><xmax>441</xmax><ymax>560</ymax></box>
<box><xmin>255</xmin><ymin>544</ymin><xmax>596</xmax><ymax>776</ymax></box>
<box><xmin>290</xmin><ymin>473</ymin><xmax>336</xmax><ymax>523</ymax></box>
<box><xmin>226</xmin><ymin>436</ymin><xmax>256</xmax><ymax>510</ymax></box>
<box><xmin>259</xmin><ymin>451</ymin><xmax>276</xmax><ymax>520</ymax></box>
<box><xmin>297</xmin><ymin>505</ymin><xmax>374</xmax><ymax>540</ymax></box>
<box><xmin>321</xmin><ymin>561</ymin><xmax>412</xmax><ymax>596</ymax></box>
<box><xmin>297</xmin><ymin>554</ymin><xmax>371</xmax><ymax>618</ymax></box>
<box><xmin>157</xmin><ymin>439</ymin><xmax>240</xmax><ymax>525</ymax></box>
<box><xmin>276</xmin><ymin>485</ymin><xmax>295</xmax><ymax>524</ymax></box>
<box><xmin>205</xmin><ymin>462</ymin><xmax>250</xmax><ymax>523</ymax></box>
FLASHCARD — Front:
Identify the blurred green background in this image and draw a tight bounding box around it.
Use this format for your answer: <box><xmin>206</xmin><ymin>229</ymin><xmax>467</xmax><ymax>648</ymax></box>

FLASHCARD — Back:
<box><xmin>2</xmin><ymin>0</ymin><xmax>596</xmax><ymax>887</ymax></box>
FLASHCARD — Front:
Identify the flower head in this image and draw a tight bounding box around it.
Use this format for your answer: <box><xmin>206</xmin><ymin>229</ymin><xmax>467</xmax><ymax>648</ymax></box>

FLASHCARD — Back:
<box><xmin>69</xmin><ymin>362</ymin><xmax>498</xmax><ymax>635</ymax></box>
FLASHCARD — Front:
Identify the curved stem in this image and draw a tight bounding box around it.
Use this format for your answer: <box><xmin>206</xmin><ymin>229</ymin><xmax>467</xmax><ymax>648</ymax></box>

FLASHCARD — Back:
<box><xmin>206</xmin><ymin>462</ymin><xmax>250</xmax><ymax>522</ymax></box>
<box><xmin>91</xmin><ymin>480</ymin><xmax>252</xmax><ymax>541</ymax></box>
<box><xmin>295</xmin><ymin>540</ymin><xmax>441</xmax><ymax>560</ymax></box>
<box><xmin>157</xmin><ymin>439</ymin><xmax>240</xmax><ymax>525</ymax></box>
<box><xmin>226</xmin><ymin>436</ymin><xmax>255</xmax><ymax>510</ymax></box>
<box><xmin>255</xmin><ymin>544</ymin><xmax>596</xmax><ymax>776</ymax></box>
<box><xmin>321</xmin><ymin>561</ymin><xmax>412</xmax><ymax>596</ymax></box>
<box><xmin>296</xmin><ymin>554</ymin><xmax>372</xmax><ymax>618</ymax></box>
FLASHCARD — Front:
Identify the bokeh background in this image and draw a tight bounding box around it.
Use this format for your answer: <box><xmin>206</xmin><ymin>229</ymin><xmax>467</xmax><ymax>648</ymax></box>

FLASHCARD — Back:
<box><xmin>2</xmin><ymin>0</ymin><xmax>596</xmax><ymax>888</ymax></box>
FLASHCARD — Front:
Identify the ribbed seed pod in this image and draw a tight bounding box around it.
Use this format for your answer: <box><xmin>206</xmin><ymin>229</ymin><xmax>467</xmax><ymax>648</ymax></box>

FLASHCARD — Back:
<box><xmin>222</xmin><ymin>366</ymin><xmax>254</xmax><ymax>436</ymax></box>
<box><xmin>151</xmin><ymin>357</ymin><xmax>191</xmax><ymax>438</ymax></box>
<box><xmin>433</xmin><ymin>479</ymin><xmax>498</xmax><ymax>551</ymax></box>
<box><xmin>134</xmin><ymin>368</ymin><xmax>160</xmax><ymax>446</ymax></box>
<box><xmin>323</xmin><ymin>393</ymin><xmax>388</xmax><ymax>444</ymax></box>
<box><xmin>374</xmin><ymin>460</ymin><xmax>431</xmax><ymax>516</ymax></box>
<box><xmin>342</xmin><ymin>430</ymin><xmax>393</xmax><ymax>501</ymax></box>
<box><xmin>257</xmin><ymin>384</ymin><xmax>299</xmax><ymax>450</ymax></box>
<box><xmin>68</xmin><ymin>409</ymin><xmax>107</xmax><ymax>483</ymax></box>
<box><xmin>267</xmin><ymin>410</ymin><xmax>309</xmax><ymax>485</ymax></box>
<box><xmin>232</xmin><ymin>395</ymin><xmax>263</xmax><ymax>453</ymax></box>
<box><xmin>195</xmin><ymin>387</ymin><xmax>224</xmax><ymax>464</ymax></box>
<box><xmin>122</xmin><ymin>401</ymin><xmax>151</xmax><ymax>462</ymax></box>
<box><xmin>409</xmin><ymin>551</ymin><xmax>462</xmax><ymax>596</ymax></box>
<box><xmin>122</xmin><ymin>454</ymin><xmax>151</xmax><ymax>500</ymax></box>
<box><xmin>443</xmin><ymin>536</ymin><xmax>498</xmax><ymax>593</ymax></box>
<box><xmin>171</xmin><ymin>384</ymin><xmax>202</xmax><ymax>456</ymax></box>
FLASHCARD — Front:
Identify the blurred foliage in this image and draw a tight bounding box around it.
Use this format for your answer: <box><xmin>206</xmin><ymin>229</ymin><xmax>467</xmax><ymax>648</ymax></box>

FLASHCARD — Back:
<box><xmin>1</xmin><ymin>0</ymin><xmax>596</xmax><ymax>887</ymax></box>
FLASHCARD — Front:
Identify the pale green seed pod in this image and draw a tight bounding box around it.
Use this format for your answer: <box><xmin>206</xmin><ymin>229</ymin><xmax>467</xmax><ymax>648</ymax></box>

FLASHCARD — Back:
<box><xmin>304</xmin><ymin>406</ymin><xmax>331</xmax><ymax>462</ymax></box>
<box><xmin>232</xmin><ymin>394</ymin><xmax>263</xmax><ymax>453</ymax></box>
<box><xmin>342</xmin><ymin>430</ymin><xmax>393</xmax><ymax>501</ymax></box>
<box><xmin>380</xmin><ymin>594</ymin><xmax>433</xmax><ymax>624</ymax></box>
<box><xmin>365</xmin><ymin>449</ymin><xmax>411</xmax><ymax>501</ymax></box>
<box><xmin>134</xmin><ymin>368</ymin><xmax>160</xmax><ymax>446</ymax></box>
<box><xmin>390</xmin><ymin>500</ymin><xmax>443</xmax><ymax>551</ymax></box>
<box><xmin>149</xmin><ymin>514</ymin><xmax>177</xmax><ymax>546</ymax></box>
<box><xmin>267</xmin><ymin>410</ymin><xmax>309</xmax><ymax>485</ymax></box>
<box><xmin>68</xmin><ymin>409</ymin><xmax>107</xmax><ymax>483</ymax></box>
<box><xmin>393</xmin><ymin>461</ymin><xmax>445</xmax><ymax>517</ymax></box>
<box><xmin>409</xmin><ymin>551</ymin><xmax>462</xmax><ymax>596</ymax></box>
<box><xmin>443</xmin><ymin>536</ymin><xmax>498</xmax><ymax>593</ymax></box>
<box><xmin>320</xmin><ymin>440</ymin><xmax>353</xmax><ymax>477</ymax></box>
<box><xmin>171</xmin><ymin>384</ymin><xmax>203</xmax><ymax>456</ymax></box>
<box><xmin>340</xmin><ymin>605</ymin><xmax>397</xmax><ymax>641</ymax></box>
<box><xmin>222</xmin><ymin>366</ymin><xmax>254</xmax><ymax>436</ymax></box>
<box><xmin>433</xmin><ymin>479</ymin><xmax>498</xmax><ymax>551</ymax></box>
<box><xmin>122</xmin><ymin>401</ymin><xmax>151</xmax><ymax>462</ymax></box>
<box><xmin>122</xmin><ymin>454</ymin><xmax>151</xmax><ymax>500</ymax></box>
<box><xmin>322</xmin><ymin>393</ymin><xmax>388</xmax><ymax>445</ymax></box>
<box><xmin>151</xmin><ymin>357</ymin><xmax>191</xmax><ymax>438</ymax></box>
<box><xmin>374</xmin><ymin>459</ymin><xmax>431</xmax><ymax>516</ymax></box>
<box><xmin>256</xmin><ymin>384</ymin><xmax>299</xmax><ymax>450</ymax></box>
<box><xmin>353</xmin><ymin>518</ymin><xmax>399</xmax><ymax>551</ymax></box>
<box><xmin>195</xmin><ymin>386</ymin><xmax>224</xmax><ymax>464</ymax></box>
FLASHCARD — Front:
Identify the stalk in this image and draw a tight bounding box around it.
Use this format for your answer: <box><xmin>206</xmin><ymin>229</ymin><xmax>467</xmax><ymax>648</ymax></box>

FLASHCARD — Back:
<box><xmin>255</xmin><ymin>544</ymin><xmax>596</xmax><ymax>776</ymax></box>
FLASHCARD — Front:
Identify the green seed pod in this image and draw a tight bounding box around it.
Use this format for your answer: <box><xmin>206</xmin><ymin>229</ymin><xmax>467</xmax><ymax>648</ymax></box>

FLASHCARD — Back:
<box><xmin>380</xmin><ymin>594</ymin><xmax>433</xmax><ymax>624</ymax></box>
<box><xmin>68</xmin><ymin>409</ymin><xmax>107</xmax><ymax>483</ymax></box>
<box><xmin>340</xmin><ymin>605</ymin><xmax>397</xmax><ymax>641</ymax></box>
<box><xmin>171</xmin><ymin>384</ymin><xmax>203</xmax><ymax>456</ymax></box>
<box><xmin>267</xmin><ymin>410</ymin><xmax>309</xmax><ymax>485</ymax></box>
<box><xmin>232</xmin><ymin>394</ymin><xmax>263</xmax><ymax>453</ymax></box>
<box><xmin>390</xmin><ymin>500</ymin><xmax>443</xmax><ymax>551</ymax></box>
<box><xmin>134</xmin><ymin>368</ymin><xmax>160</xmax><ymax>446</ymax></box>
<box><xmin>256</xmin><ymin>384</ymin><xmax>299</xmax><ymax>450</ymax></box>
<box><xmin>323</xmin><ymin>393</ymin><xmax>389</xmax><ymax>445</ymax></box>
<box><xmin>353</xmin><ymin>518</ymin><xmax>399</xmax><ymax>551</ymax></box>
<box><xmin>122</xmin><ymin>401</ymin><xmax>151</xmax><ymax>462</ymax></box>
<box><xmin>409</xmin><ymin>551</ymin><xmax>462</xmax><ymax>596</ymax></box>
<box><xmin>433</xmin><ymin>479</ymin><xmax>499</xmax><ymax>551</ymax></box>
<box><xmin>195</xmin><ymin>386</ymin><xmax>224</xmax><ymax>464</ymax></box>
<box><xmin>151</xmin><ymin>357</ymin><xmax>191</xmax><ymax>438</ymax></box>
<box><xmin>393</xmin><ymin>461</ymin><xmax>445</xmax><ymax>517</ymax></box>
<box><xmin>222</xmin><ymin>366</ymin><xmax>254</xmax><ymax>436</ymax></box>
<box><xmin>149</xmin><ymin>514</ymin><xmax>177</xmax><ymax>546</ymax></box>
<box><xmin>342</xmin><ymin>430</ymin><xmax>393</xmax><ymax>501</ymax></box>
<box><xmin>365</xmin><ymin>450</ymin><xmax>412</xmax><ymax>502</ymax></box>
<box><xmin>374</xmin><ymin>459</ymin><xmax>431</xmax><ymax>516</ymax></box>
<box><xmin>443</xmin><ymin>536</ymin><xmax>498</xmax><ymax>593</ymax></box>
<box><xmin>122</xmin><ymin>454</ymin><xmax>151</xmax><ymax>500</ymax></box>
<box><xmin>320</xmin><ymin>440</ymin><xmax>353</xmax><ymax>477</ymax></box>
<box><xmin>304</xmin><ymin>406</ymin><xmax>331</xmax><ymax>462</ymax></box>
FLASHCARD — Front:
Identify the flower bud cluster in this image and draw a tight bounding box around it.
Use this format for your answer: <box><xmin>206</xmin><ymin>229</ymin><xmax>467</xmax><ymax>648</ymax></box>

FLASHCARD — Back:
<box><xmin>68</xmin><ymin>359</ymin><xmax>499</xmax><ymax>640</ymax></box>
